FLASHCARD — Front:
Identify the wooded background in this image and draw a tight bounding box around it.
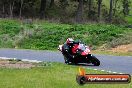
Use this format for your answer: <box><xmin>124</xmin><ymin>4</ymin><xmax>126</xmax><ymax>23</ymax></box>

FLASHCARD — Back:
<box><xmin>0</xmin><ymin>0</ymin><xmax>131</xmax><ymax>24</ymax></box>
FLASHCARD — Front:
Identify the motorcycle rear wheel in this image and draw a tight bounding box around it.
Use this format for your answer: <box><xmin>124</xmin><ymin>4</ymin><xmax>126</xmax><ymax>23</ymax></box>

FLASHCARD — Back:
<box><xmin>64</xmin><ymin>57</ymin><xmax>68</xmax><ymax>64</ymax></box>
<box><xmin>64</xmin><ymin>57</ymin><xmax>77</xmax><ymax>65</ymax></box>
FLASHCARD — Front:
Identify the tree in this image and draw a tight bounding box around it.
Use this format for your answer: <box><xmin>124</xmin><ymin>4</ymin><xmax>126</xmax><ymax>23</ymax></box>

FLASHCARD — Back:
<box><xmin>97</xmin><ymin>0</ymin><xmax>102</xmax><ymax>20</ymax></box>
<box><xmin>19</xmin><ymin>0</ymin><xmax>24</xmax><ymax>18</ymax></box>
<box><xmin>9</xmin><ymin>0</ymin><xmax>15</xmax><ymax>18</ymax></box>
<box><xmin>87</xmin><ymin>0</ymin><xmax>96</xmax><ymax>20</ymax></box>
<box><xmin>40</xmin><ymin>0</ymin><xmax>46</xmax><ymax>19</ymax></box>
<box><xmin>122</xmin><ymin>0</ymin><xmax>130</xmax><ymax>16</ymax></box>
<box><xmin>1</xmin><ymin>0</ymin><xmax>6</xmax><ymax>18</ymax></box>
<box><xmin>50</xmin><ymin>0</ymin><xmax>54</xmax><ymax>8</ymax></box>
<box><xmin>60</xmin><ymin>0</ymin><xmax>68</xmax><ymax>10</ymax></box>
<box><xmin>87</xmin><ymin>0</ymin><xmax>92</xmax><ymax>18</ymax></box>
<box><xmin>88</xmin><ymin>0</ymin><xmax>92</xmax><ymax>12</ymax></box>
<box><xmin>59</xmin><ymin>0</ymin><xmax>68</xmax><ymax>23</ymax></box>
<box><xmin>113</xmin><ymin>0</ymin><xmax>119</xmax><ymax>16</ymax></box>
<box><xmin>76</xmin><ymin>0</ymin><xmax>83</xmax><ymax>23</ymax></box>
<box><xmin>109</xmin><ymin>0</ymin><xmax>113</xmax><ymax>22</ymax></box>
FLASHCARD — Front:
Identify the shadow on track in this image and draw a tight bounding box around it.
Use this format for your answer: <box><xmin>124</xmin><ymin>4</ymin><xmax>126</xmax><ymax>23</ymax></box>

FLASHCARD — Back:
<box><xmin>66</xmin><ymin>63</ymin><xmax>98</xmax><ymax>67</ymax></box>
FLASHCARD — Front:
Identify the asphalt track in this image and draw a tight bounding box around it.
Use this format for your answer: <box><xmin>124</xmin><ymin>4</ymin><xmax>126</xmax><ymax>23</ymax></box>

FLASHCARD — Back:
<box><xmin>0</xmin><ymin>49</ymin><xmax>132</xmax><ymax>74</ymax></box>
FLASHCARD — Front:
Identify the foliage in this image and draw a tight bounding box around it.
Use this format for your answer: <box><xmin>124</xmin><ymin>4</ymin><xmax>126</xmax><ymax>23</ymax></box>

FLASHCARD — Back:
<box><xmin>0</xmin><ymin>19</ymin><xmax>131</xmax><ymax>50</ymax></box>
<box><xmin>0</xmin><ymin>0</ymin><xmax>131</xmax><ymax>23</ymax></box>
<box><xmin>0</xmin><ymin>20</ymin><xmax>20</xmax><ymax>36</ymax></box>
<box><xmin>106</xmin><ymin>30</ymin><xmax>132</xmax><ymax>48</ymax></box>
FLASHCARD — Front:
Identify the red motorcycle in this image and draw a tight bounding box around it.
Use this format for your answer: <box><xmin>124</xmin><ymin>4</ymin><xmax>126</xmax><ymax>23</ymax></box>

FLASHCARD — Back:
<box><xmin>58</xmin><ymin>42</ymin><xmax>100</xmax><ymax>66</ymax></box>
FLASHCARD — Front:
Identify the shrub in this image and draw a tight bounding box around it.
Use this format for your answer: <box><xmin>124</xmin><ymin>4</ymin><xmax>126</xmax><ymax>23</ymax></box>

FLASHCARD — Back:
<box><xmin>0</xmin><ymin>19</ymin><xmax>131</xmax><ymax>50</ymax></box>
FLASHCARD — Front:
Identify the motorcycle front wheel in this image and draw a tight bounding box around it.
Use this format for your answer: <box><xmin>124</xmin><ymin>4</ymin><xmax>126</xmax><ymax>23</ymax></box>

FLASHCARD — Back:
<box><xmin>91</xmin><ymin>55</ymin><xmax>100</xmax><ymax>66</ymax></box>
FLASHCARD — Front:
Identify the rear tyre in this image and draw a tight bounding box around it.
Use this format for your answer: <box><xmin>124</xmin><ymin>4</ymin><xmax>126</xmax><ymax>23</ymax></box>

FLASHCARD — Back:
<box><xmin>64</xmin><ymin>57</ymin><xmax>71</xmax><ymax>65</ymax></box>
<box><xmin>64</xmin><ymin>57</ymin><xmax>77</xmax><ymax>65</ymax></box>
<box><xmin>91</xmin><ymin>55</ymin><xmax>100</xmax><ymax>66</ymax></box>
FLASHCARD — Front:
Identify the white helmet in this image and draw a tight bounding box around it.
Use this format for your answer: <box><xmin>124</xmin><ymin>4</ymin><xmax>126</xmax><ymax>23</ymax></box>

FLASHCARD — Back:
<box><xmin>66</xmin><ymin>38</ymin><xmax>74</xmax><ymax>44</ymax></box>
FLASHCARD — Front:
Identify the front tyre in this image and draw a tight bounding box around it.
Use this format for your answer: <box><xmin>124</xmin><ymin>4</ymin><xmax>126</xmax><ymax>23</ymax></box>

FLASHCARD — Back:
<box><xmin>91</xmin><ymin>55</ymin><xmax>100</xmax><ymax>66</ymax></box>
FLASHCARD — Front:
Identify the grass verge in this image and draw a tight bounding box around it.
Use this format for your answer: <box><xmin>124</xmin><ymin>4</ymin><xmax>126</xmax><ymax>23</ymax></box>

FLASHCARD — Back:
<box><xmin>0</xmin><ymin>62</ymin><xmax>131</xmax><ymax>88</ymax></box>
<box><xmin>92</xmin><ymin>50</ymin><xmax>132</xmax><ymax>56</ymax></box>
<box><xmin>0</xmin><ymin>19</ymin><xmax>132</xmax><ymax>50</ymax></box>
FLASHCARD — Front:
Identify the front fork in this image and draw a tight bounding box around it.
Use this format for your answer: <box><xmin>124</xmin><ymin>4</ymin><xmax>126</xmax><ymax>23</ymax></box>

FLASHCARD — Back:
<box><xmin>85</xmin><ymin>54</ymin><xmax>93</xmax><ymax>63</ymax></box>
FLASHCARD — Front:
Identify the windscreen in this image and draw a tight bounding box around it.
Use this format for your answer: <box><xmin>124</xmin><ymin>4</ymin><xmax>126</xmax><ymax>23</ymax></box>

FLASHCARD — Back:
<box><xmin>78</xmin><ymin>44</ymin><xmax>86</xmax><ymax>51</ymax></box>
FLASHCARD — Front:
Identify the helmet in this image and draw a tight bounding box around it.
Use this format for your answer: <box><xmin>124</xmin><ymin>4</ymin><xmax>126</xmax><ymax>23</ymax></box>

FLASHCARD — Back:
<box><xmin>66</xmin><ymin>38</ymin><xmax>74</xmax><ymax>44</ymax></box>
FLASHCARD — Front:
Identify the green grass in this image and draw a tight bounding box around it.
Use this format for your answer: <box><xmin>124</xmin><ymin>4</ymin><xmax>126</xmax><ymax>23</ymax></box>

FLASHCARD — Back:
<box><xmin>125</xmin><ymin>16</ymin><xmax>132</xmax><ymax>24</ymax></box>
<box><xmin>0</xmin><ymin>19</ymin><xmax>131</xmax><ymax>50</ymax></box>
<box><xmin>0</xmin><ymin>62</ymin><xmax>131</xmax><ymax>88</ymax></box>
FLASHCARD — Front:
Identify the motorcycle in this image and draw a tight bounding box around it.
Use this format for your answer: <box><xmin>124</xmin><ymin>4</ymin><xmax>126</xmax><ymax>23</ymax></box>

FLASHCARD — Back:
<box><xmin>58</xmin><ymin>42</ymin><xmax>100</xmax><ymax>66</ymax></box>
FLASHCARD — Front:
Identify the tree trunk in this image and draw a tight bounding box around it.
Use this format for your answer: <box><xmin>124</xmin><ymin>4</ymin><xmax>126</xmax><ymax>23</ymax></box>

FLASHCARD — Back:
<box><xmin>59</xmin><ymin>0</ymin><xmax>68</xmax><ymax>23</ymax></box>
<box><xmin>123</xmin><ymin>0</ymin><xmax>129</xmax><ymax>16</ymax></box>
<box><xmin>10</xmin><ymin>0</ymin><xmax>15</xmax><ymax>18</ymax></box>
<box><xmin>50</xmin><ymin>0</ymin><xmax>54</xmax><ymax>8</ymax></box>
<box><xmin>87</xmin><ymin>0</ymin><xmax>93</xmax><ymax>18</ymax></box>
<box><xmin>76</xmin><ymin>0</ymin><xmax>83</xmax><ymax>23</ymax></box>
<box><xmin>109</xmin><ymin>0</ymin><xmax>113</xmax><ymax>22</ymax></box>
<box><xmin>97</xmin><ymin>0</ymin><xmax>102</xmax><ymax>21</ymax></box>
<box><xmin>19</xmin><ymin>0</ymin><xmax>23</xmax><ymax>19</ymax></box>
<box><xmin>60</xmin><ymin>0</ymin><xmax>68</xmax><ymax>9</ymax></box>
<box><xmin>40</xmin><ymin>0</ymin><xmax>46</xmax><ymax>19</ymax></box>
<box><xmin>2</xmin><ymin>4</ymin><xmax>5</xmax><ymax>18</ymax></box>
<box><xmin>113</xmin><ymin>0</ymin><xmax>118</xmax><ymax>16</ymax></box>
<box><xmin>88</xmin><ymin>0</ymin><xmax>92</xmax><ymax>12</ymax></box>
